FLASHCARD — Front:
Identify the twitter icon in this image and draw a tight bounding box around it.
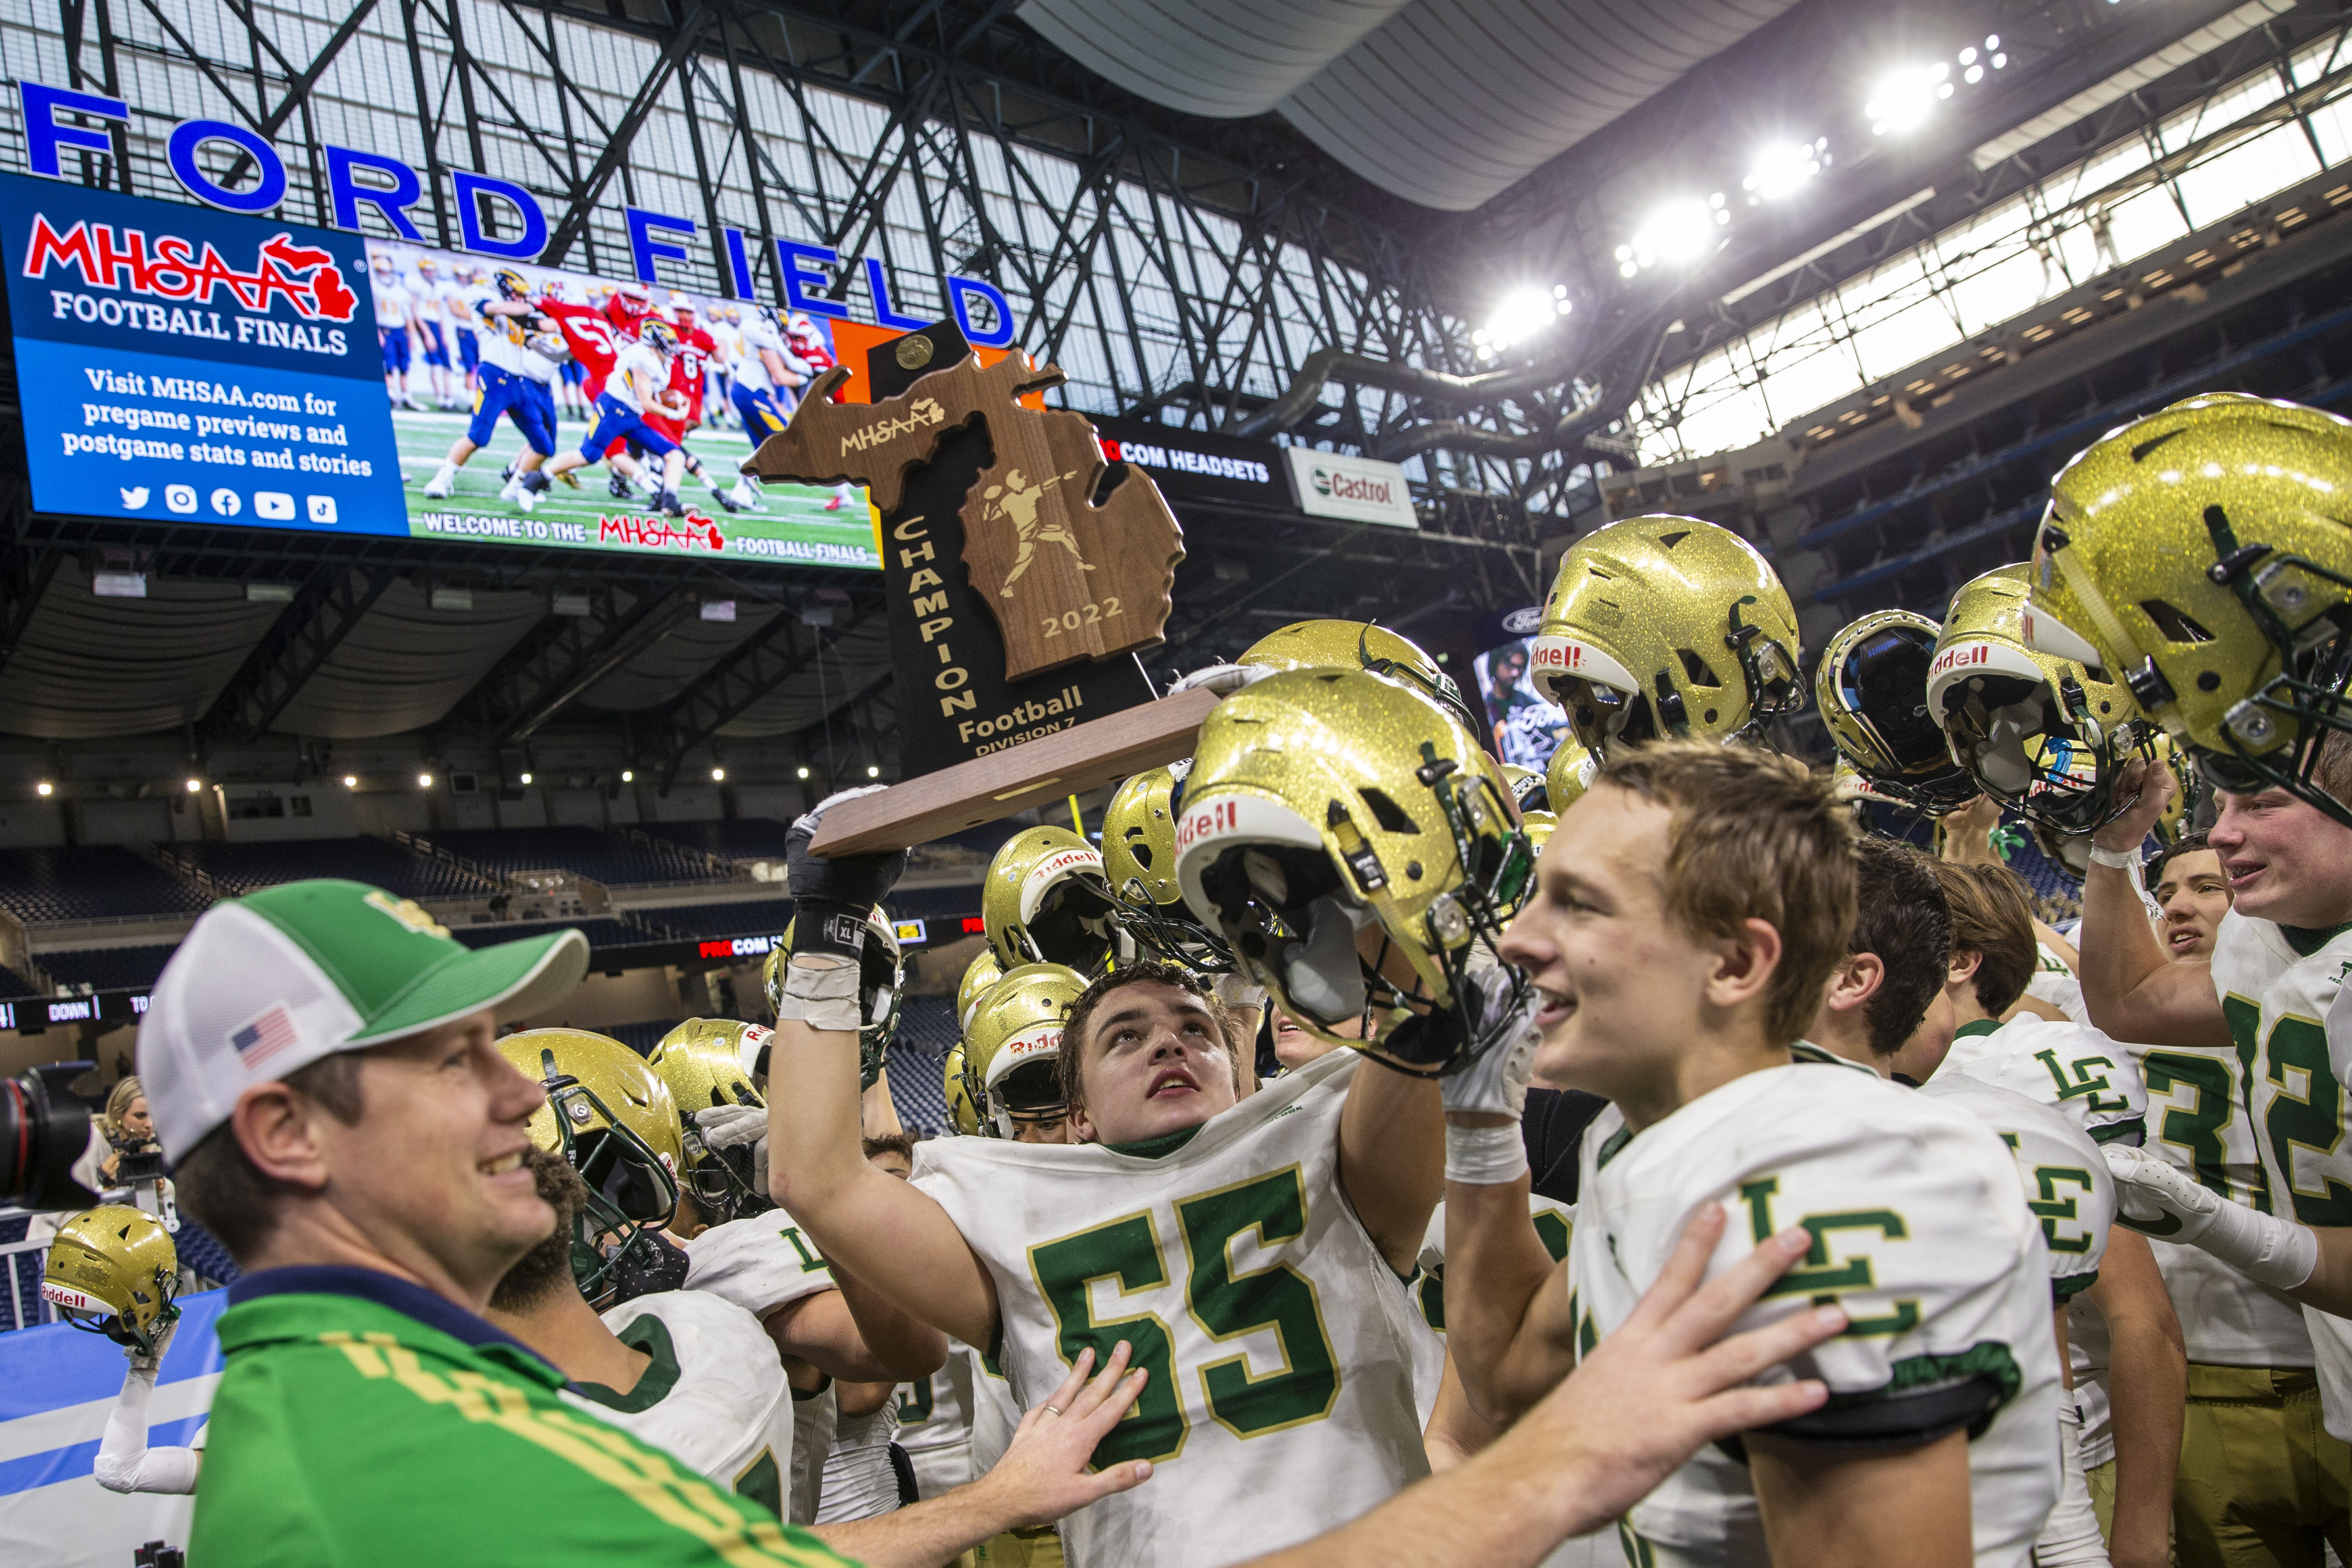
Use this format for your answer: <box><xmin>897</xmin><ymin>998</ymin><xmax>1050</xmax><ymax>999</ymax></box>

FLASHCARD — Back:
<box><xmin>120</xmin><ymin>486</ymin><xmax>149</xmax><ymax>510</ymax></box>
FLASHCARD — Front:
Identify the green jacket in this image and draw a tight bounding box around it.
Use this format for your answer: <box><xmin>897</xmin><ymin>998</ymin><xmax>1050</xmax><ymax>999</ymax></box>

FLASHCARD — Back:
<box><xmin>191</xmin><ymin>1265</ymin><xmax>856</xmax><ymax>1567</ymax></box>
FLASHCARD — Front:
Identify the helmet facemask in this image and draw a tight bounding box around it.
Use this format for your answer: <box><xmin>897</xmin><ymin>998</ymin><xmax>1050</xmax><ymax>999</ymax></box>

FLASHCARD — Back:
<box><xmin>1191</xmin><ymin>747</ymin><xmax>1535</xmax><ymax>1075</ymax></box>
<box><xmin>1105</xmin><ymin>764</ymin><xmax>1235</xmax><ymax>971</ymax></box>
<box><xmin>1016</xmin><ymin>874</ymin><xmax>1124</xmax><ymax>973</ymax></box>
<box><xmin>1936</xmin><ymin>658</ymin><xmax>2142</xmax><ymax>836</ymax></box>
<box><xmin>531</xmin><ymin>1046</ymin><xmax>680</xmax><ymax>1308</ymax></box>
<box><xmin>1827</xmin><ymin>621</ymin><xmax>1978</xmax><ymax>813</ymax></box>
<box><xmin>989</xmin><ymin>1056</ymin><xmax>1067</xmax><ymax>1139</ymax></box>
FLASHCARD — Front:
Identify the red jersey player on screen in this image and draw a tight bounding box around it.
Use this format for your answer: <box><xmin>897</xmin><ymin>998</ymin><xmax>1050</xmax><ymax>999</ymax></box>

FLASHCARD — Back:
<box><xmin>605</xmin><ymin>280</ymin><xmax>654</xmax><ymax>344</ymax></box>
<box><xmin>536</xmin><ymin>293</ymin><xmax>620</xmax><ymax>401</ymax></box>
<box><xmin>664</xmin><ymin>297</ymin><xmax>719</xmax><ymax>429</ymax></box>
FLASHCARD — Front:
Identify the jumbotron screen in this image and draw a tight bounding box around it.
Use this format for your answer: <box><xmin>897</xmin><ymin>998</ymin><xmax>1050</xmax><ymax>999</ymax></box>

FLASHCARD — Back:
<box><xmin>1</xmin><ymin>169</ymin><xmax>879</xmax><ymax>568</ymax></box>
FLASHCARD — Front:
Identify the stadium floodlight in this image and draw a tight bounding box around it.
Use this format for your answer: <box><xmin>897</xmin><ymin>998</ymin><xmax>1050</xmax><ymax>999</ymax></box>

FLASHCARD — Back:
<box><xmin>184</xmin><ymin>779</ymin><xmax>201</xmax><ymax>794</ymax></box>
<box><xmin>1625</xmin><ymin>197</ymin><xmax>1725</xmax><ymax>273</ymax></box>
<box><xmin>519</xmin><ymin>771</ymin><xmax>533</xmax><ymax>785</ymax></box>
<box><xmin>711</xmin><ymin>767</ymin><xmax>726</xmax><ymax>782</ymax></box>
<box><xmin>35</xmin><ymin>782</ymin><xmax>52</xmax><ymax>797</ymax></box>
<box><xmin>417</xmin><ymin>773</ymin><xmax>434</xmax><ymax>788</ymax></box>
<box><xmin>1742</xmin><ymin>139</ymin><xmax>1827</xmax><ymax>203</ymax></box>
<box><xmin>1866</xmin><ymin>64</ymin><xmax>1947</xmax><ymax>135</ymax></box>
<box><xmin>866</xmin><ymin>765</ymin><xmax>881</xmax><ymax>779</ymax></box>
<box><xmin>342</xmin><ymin>775</ymin><xmax>357</xmax><ymax>788</ymax></box>
<box><xmin>621</xmin><ymin>770</ymin><xmax>635</xmax><ymax>782</ymax></box>
<box><xmin>797</xmin><ymin>766</ymin><xmax>811</xmax><ymax>779</ymax></box>
<box><xmin>1475</xmin><ymin>287</ymin><xmax>1572</xmax><ymax>360</ymax></box>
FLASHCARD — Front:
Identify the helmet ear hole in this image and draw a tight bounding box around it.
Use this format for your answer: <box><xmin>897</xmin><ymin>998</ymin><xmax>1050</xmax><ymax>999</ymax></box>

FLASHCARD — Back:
<box><xmin>1357</xmin><ymin>788</ymin><xmax>1420</xmax><ymax>834</ymax></box>
<box><xmin>2139</xmin><ymin>599</ymin><xmax>2216</xmax><ymax>644</ymax></box>
<box><xmin>1676</xmin><ymin>650</ymin><xmax>1722</xmax><ymax>687</ymax></box>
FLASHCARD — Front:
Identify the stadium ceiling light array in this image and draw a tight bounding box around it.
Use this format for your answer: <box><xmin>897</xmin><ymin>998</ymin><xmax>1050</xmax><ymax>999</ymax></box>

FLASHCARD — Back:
<box><xmin>1609</xmin><ymin>35</ymin><xmax>2005</xmax><ymax>277</ymax></box>
<box><xmin>1470</xmin><ymin>287</ymin><xmax>1573</xmax><ymax>360</ymax></box>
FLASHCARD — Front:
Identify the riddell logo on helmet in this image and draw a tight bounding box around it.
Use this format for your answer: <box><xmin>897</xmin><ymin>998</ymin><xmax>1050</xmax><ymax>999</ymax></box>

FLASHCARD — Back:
<box><xmin>1023</xmin><ymin>848</ymin><xmax>1102</xmax><ymax>888</ymax></box>
<box><xmin>38</xmin><ymin>1281</ymin><xmax>102</xmax><ymax>1312</ymax></box>
<box><xmin>1174</xmin><ymin>799</ymin><xmax>1240</xmax><ymax>855</ymax></box>
<box><xmin>1005</xmin><ymin>1025</ymin><xmax>1061</xmax><ymax>1058</ymax></box>
<box><xmin>1528</xmin><ymin>641</ymin><xmax>1585</xmax><ymax>672</ymax></box>
<box><xmin>1928</xmin><ymin>643</ymin><xmax>1993</xmax><ymax>680</ymax></box>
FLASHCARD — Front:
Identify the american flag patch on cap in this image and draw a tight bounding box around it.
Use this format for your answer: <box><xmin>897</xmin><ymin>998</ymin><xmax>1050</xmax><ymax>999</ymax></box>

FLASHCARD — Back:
<box><xmin>229</xmin><ymin>1003</ymin><xmax>299</xmax><ymax>1070</ymax></box>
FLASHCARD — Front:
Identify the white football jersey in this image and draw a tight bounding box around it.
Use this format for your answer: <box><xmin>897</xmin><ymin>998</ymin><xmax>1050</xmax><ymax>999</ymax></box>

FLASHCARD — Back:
<box><xmin>2210</xmin><ymin>910</ymin><xmax>2352</xmax><ymax>1434</ymax></box>
<box><xmin>1408</xmin><ymin>1194</ymin><xmax>1574</xmax><ymax>1425</ymax></box>
<box><xmin>1573</xmin><ymin>1061</ymin><xmax>2061</xmax><ymax>1567</ymax></box>
<box><xmin>736</xmin><ymin>315</ymin><xmax>789</xmax><ymax>392</ymax></box>
<box><xmin>370</xmin><ymin>273</ymin><xmax>412</xmax><ymax>329</ymax></box>
<box><xmin>1918</xmin><ymin>1073</ymin><xmax>2113</xmax><ymax>1299</ymax></box>
<box><xmin>912</xmin><ymin>1048</ymin><xmax>1430</xmax><ymax>1568</ymax></box>
<box><xmin>897</xmin><ymin>1350</ymin><xmax>976</xmax><ymax>1498</ymax></box>
<box><xmin>572</xmin><ymin>1288</ymin><xmax>793</xmax><ymax>1518</ymax></box>
<box><xmin>817</xmin><ymin>1399</ymin><xmax>902</xmax><ymax>1523</ymax></box>
<box><xmin>685</xmin><ymin>1210</ymin><xmax>842</xmax><ymax>1318</ymax></box>
<box><xmin>2027</xmin><ymin>942</ymin><xmax>2089</xmax><ymax>1023</ymax></box>
<box><xmin>2119</xmin><ymin>1020</ymin><xmax>2313</xmax><ymax>1369</ymax></box>
<box><xmin>790</xmin><ymin>1379</ymin><xmax>836</xmax><ymax>1527</ymax></box>
<box><xmin>1934</xmin><ymin>1014</ymin><xmax>2148</xmax><ymax>1147</ymax></box>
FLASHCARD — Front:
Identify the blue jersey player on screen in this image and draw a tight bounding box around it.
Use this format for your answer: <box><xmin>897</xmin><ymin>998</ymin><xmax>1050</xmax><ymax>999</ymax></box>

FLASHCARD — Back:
<box><xmin>421</xmin><ymin>268</ymin><xmax>561</xmax><ymax>506</ymax></box>
<box><xmin>721</xmin><ymin>304</ymin><xmax>808</xmax><ymax>512</ymax></box>
<box><xmin>520</xmin><ymin>319</ymin><xmax>691</xmax><ymax>515</ymax></box>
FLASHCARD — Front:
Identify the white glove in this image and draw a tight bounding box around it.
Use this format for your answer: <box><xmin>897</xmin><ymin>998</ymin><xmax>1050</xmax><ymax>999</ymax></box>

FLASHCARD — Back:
<box><xmin>695</xmin><ymin>1105</ymin><xmax>770</xmax><ymax>1194</ymax></box>
<box><xmin>126</xmin><ymin>1313</ymin><xmax>178</xmax><ymax>1376</ymax></box>
<box><xmin>2104</xmin><ymin>1143</ymin><xmax>2318</xmax><ymax>1290</ymax></box>
<box><xmin>1168</xmin><ymin>663</ymin><xmax>1274</xmax><ymax>697</ymax></box>
<box><xmin>1440</xmin><ymin>979</ymin><xmax>1541</xmax><ymax>1120</ymax></box>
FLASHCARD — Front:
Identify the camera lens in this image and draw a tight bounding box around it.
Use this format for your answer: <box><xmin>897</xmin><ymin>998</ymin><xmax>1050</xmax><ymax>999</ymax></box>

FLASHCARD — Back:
<box><xmin>1</xmin><ymin>1062</ymin><xmax>104</xmax><ymax>1212</ymax></box>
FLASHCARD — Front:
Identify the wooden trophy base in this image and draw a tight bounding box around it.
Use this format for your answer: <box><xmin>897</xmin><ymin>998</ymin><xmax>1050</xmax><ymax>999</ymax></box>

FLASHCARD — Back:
<box><xmin>806</xmin><ymin>686</ymin><xmax>1221</xmax><ymax>856</ymax></box>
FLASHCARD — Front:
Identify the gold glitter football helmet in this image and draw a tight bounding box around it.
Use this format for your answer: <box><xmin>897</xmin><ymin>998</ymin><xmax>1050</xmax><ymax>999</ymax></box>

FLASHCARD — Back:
<box><xmin>42</xmin><ymin>1205</ymin><xmax>178</xmax><ymax>1354</ymax></box>
<box><xmin>1928</xmin><ymin>564</ymin><xmax>2151</xmax><ymax>838</ymax></box>
<box><xmin>943</xmin><ymin>1042</ymin><xmax>981</xmax><ymax>1135</ymax></box>
<box><xmin>1529</xmin><ymin>515</ymin><xmax>1803</xmax><ymax>760</ymax></box>
<box><xmin>650</xmin><ymin>1018</ymin><xmax>770</xmax><ymax>1223</ymax></box>
<box><xmin>2027</xmin><ymin>393</ymin><xmax>2352</xmax><ymax>825</ymax></box>
<box><xmin>956</xmin><ymin>947</ymin><xmax>1004</xmax><ymax>1032</ymax></box>
<box><xmin>1101</xmin><ymin>760</ymin><xmax>1228</xmax><ymax>968</ymax></box>
<box><xmin>981</xmin><ymin>826</ymin><xmax>1125</xmax><ymax>976</ymax></box>
<box><xmin>1543</xmin><ymin>732</ymin><xmax>1598</xmax><ymax>814</ymax></box>
<box><xmin>961</xmin><ymin>962</ymin><xmax>1086</xmax><ymax>1139</ymax></box>
<box><xmin>1174</xmin><ymin>668</ymin><xmax>1532</xmax><ymax>1067</ymax></box>
<box><xmin>1816</xmin><ymin>610</ymin><xmax>1977</xmax><ymax>812</ymax></box>
<box><xmin>1240</xmin><ymin>620</ymin><xmax>1484</xmax><ymax>736</ymax></box>
<box><xmin>498</xmin><ymin>1028</ymin><xmax>680</xmax><ymax>1300</ymax></box>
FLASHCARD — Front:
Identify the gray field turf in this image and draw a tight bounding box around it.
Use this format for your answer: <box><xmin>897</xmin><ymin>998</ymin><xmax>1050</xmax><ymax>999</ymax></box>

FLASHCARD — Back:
<box><xmin>385</xmin><ymin>402</ymin><xmax>872</xmax><ymax>546</ymax></box>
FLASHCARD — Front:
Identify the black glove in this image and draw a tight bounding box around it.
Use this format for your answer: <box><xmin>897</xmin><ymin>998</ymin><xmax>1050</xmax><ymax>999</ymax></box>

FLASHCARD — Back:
<box><xmin>786</xmin><ymin>787</ymin><xmax>908</xmax><ymax>961</ymax></box>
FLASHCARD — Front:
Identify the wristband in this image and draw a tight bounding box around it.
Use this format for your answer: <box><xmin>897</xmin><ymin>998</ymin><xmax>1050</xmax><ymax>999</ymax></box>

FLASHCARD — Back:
<box><xmin>790</xmin><ymin>897</ymin><xmax>870</xmax><ymax>964</ymax></box>
<box><xmin>2086</xmin><ymin>844</ymin><xmax>2141</xmax><ymax>871</ymax></box>
<box><xmin>1445</xmin><ymin>1122</ymin><xmax>1529</xmax><ymax>1187</ymax></box>
<box><xmin>774</xmin><ymin>956</ymin><xmax>863</xmax><ymax>1033</ymax></box>
<box><xmin>2191</xmin><ymin>1194</ymin><xmax>2321</xmax><ymax>1290</ymax></box>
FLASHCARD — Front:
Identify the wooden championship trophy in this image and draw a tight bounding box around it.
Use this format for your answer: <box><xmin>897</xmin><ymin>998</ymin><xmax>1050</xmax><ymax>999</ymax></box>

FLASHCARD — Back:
<box><xmin>743</xmin><ymin>331</ymin><xmax>1208</xmax><ymax>855</ymax></box>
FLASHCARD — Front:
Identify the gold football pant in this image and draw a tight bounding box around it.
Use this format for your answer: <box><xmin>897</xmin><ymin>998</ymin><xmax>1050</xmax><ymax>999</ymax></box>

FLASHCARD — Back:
<box><xmin>2171</xmin><ymin>1364</ymin><xmax>2351</xmax><ymax>1568</ymax></box>
<box><xmin>970</xmin><ymin>1525</ymin><xmax>1064</xmax><ymax>1568</ymax></box>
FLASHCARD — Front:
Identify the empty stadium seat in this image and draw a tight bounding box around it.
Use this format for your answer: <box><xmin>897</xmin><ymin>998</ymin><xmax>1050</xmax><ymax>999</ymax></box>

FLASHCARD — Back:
<box><xmin>0</xmin><ymin>846</ymin><xmax>210</xmax><ymax>924</ymax></box>
<box><xmin>631</xmin><ymin>899</ymin><xmax>792</xmax><ymax>942</ymax></box>
<box><xmin>447</xmin><ymin>916</ymin><xmax>663</xmax><ymax>952</ymax></box>
<box><xmin>165</xmin><ymin>837</ymin><xmax>499</xmax><ymax>900</ymax></box>
<box><xmin>642</xmin><ymin>819</ymin><xmax>796</xmax><ymax>863</ymax></box>
<box><xmin>38</xmin><ymin>945</ymin><xmax>177</xmax><ymax>992</ymax></box>
<box><xmin>418</xmin><ymin>827</ymin><xmax>730</xmax><ymax>887</ymax></box>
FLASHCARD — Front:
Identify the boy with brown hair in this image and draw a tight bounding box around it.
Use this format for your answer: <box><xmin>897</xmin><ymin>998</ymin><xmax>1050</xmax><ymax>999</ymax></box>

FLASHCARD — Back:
<box><xmin>1443</xmin><ymin>742</ymin><xmax>2063</xmax><ymax>1567</ymax></box>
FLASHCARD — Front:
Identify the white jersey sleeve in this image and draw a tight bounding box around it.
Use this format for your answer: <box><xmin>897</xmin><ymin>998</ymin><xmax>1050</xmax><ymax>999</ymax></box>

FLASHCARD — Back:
<box><xmin>894</xmin><ymin>1349</ymin><xmax>975</xmax><ymax>1499</ymax></box>
<box><xmin>1406</xmin><ymin>1194</ymin><xmax>1573</xmax><ymax>1425</ymax></box>
<box><xmin>1573</xmin><ymin>1061</ymin><xmax>2061</xmax><ymax>1568</ymax></box>
<box><xmin>1934</xmin><ymin>1014</ymin><xmax>2149</xmax><ymax>1147</ymax></box>
<box><xmin>910</xmin><ymin>1048</ymin><xmax>1429</xmax><ymax>1568</ymax></box>
<box><xmin>2027</xmin><ymin>942</ymin><xmax>2089</xmax><ymax>1023</ymax></box>
<box><xmin>576</xmin><ymin>1288</ymin><xmax>794</xmax><ymax>1518</ymax></box>
<box><xmin>685</xmin><ymin>1211</ymin><xmax>842</xmax><ymax>1319</ymax></box>
<box><xmin>1918</xmin><ymin>1073</ymin><xmax>2113</xmax><ymax>1300</ymax></box>
<box><xmin>816</xmin><ymin>1399</ymin><xmax>903</xmax><ymax>1523</ymax></box>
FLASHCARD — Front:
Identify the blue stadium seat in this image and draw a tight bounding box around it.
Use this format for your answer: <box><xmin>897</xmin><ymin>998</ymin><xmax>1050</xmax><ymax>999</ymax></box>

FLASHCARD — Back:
<box><xmin>166</xmin><ymin>837</ymin><xmax>498</xmax><ymax>900</ymax></box>
<box><xmin>418</xmin><ymin>827</ymin><xmax>730</xmax><ymax>887</ymax></box>
<box><xmin>642</xmin><ymin>819</ymin><xmax>797</xmax><ymax>863</ymax></box>
<box><xmin>448</xmin><ymin>917</ymin><xmax>665</xmax><ymax>952</ymax></box>
<box><xmin>631</xmin><ymin>899</ymin><xmax>792</xmax><ymax>942</ymax></box>
<box><xmin>39</xmin><ymin>945</ymin><xmax>177</xmax><ymax>992</ymax></box>
<box><xmin>0</xmin><ymin>846</ymin><xmax>209</xmax><ymax>923</ymax></box>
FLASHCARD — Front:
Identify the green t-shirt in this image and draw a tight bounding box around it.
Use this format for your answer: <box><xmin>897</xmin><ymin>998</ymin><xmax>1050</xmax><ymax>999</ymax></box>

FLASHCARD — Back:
<box><xmin>190</xmin><ymin>1265</ymin><xmax>855</xmax><ymax>1567</ymax></box>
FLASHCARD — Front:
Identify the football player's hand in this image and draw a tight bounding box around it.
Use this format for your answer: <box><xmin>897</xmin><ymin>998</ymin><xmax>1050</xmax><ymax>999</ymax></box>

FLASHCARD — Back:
<box><xmin>1439</xmin><ymin>977</ymin><xmax>1540</xmax><ymax>1119</ymax></box>
<box><xmin>126</xmin><ymin>1313</ymin><xmax>178</xmax><ymax>1375</ymax></box>
<box><xmin>787</xmin><ymin>788</ymin><xmax>908</xmax><ymax>917</ymax></box>
<box><xmin>1530</xmin><ymin>1207</ymin><xmax>1843</xmax><ymax>1537</ymax></box>
<box><xmin>979</xmin><ymin>1342</ymin><xmax>1154</xmax><ymax>1527</ymax></box>
<box><xmin>695</xmin><ymin>1104</ymin><xmax>769</xmax><ymax>1191</ymax></box>
<box><xmin>2104</xmin><ymin>1143</ymin><xmax>2316</xmax><ymax>1289</ymax></box>
<box><xmin>1936</xmin><ymin>793</ymin><xmax>2004</xmax><ymax>864</ymax></box>
<box><xmin>2093</xmin><ymin>755</ymin><xmax>2174</xmax><ymax>855</ymax></box>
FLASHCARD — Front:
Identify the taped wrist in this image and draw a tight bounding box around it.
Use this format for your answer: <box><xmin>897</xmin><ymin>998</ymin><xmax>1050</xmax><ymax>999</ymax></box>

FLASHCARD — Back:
<box><xmin>2190</xmin><ymin>1196</ymin><xmax>2320</xmax><ymax>1290</ymax></box>
<box><xmin>774</xmin><ymin>955</ymin><xmax>863</xmax><ymax>1033</ymax></box>
<box><xmin>791</xmin><ymin>898</ymin><xmax>870</xmax><ymax>964</ymax></box>
<box><xmin>1445</xmin><ymin>1121</ymin><xmax>1529</xmax><ymax>1187</ymax></box>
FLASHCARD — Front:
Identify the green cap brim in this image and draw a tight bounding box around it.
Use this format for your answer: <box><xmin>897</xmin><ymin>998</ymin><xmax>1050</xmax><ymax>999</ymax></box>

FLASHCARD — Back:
<box><xmin>350</xmin><ymin>927</ymin><xmax>591</xmax><ymax>1045</ymax></box>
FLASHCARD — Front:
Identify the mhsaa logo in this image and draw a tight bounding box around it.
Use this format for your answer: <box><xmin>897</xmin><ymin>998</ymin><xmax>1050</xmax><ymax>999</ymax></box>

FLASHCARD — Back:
<box><xmin>1928</xmin><ymin>643</ymin><xmax>1993</xmax><ymax>680</ymax></box>
<box><xmin>23</xmin><ymin>215</ymin><xmax>360</xmax><ymax>320</ymax></box>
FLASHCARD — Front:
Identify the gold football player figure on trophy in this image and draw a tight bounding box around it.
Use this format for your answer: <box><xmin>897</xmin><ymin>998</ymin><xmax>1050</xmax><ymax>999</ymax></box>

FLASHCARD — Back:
<box><xmin>984</xmin><ymin>466</ymin><xmax>1090</xmax><ymax>595</ymax></box>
